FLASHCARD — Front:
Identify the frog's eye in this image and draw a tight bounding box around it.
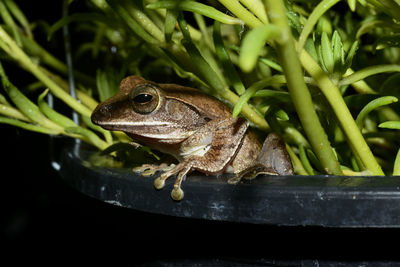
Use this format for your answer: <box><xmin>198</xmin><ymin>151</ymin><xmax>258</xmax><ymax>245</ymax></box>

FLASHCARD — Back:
<box><xmin>130</xmin><ymin>84</ymin><xmax>160</xmax><ymax>114</ymax></box>
<box><xmin>133</xmin><ymin>93</ymin><xmax>152</xmax><ymax>103</ymax></box>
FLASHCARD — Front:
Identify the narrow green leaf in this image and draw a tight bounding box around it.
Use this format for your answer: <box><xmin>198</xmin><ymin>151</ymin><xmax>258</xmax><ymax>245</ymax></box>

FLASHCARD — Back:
<box><xmin>213</xmin><ymin>21</ymin><xmax>245</xmax><ymax>95</ymax></box>
<box><xmin>316</xmin><ymin>14</ymin><xmax>333</xmax><ymax>37</ymax></box>
<box><xmin>0</xmin><ymin>103</ymin><xmax>30</xmax><ymax>121</ymax></box>
<box><xmin>4</xmin><ymin>0</ymin><xmax>31</xmax><ymax>37</ymax></box>
<box><xmin>332</xmin><ymin>31</ymin><xmax>344</xmax><ymax>74</ymax></box>
<box><xmin>96</xmin><ymin>68</ymin><xmax>120</xmax><ymax>102</ymax></box>
<box><xmin>107</xmin><ymin>0</ymin><xmax>160</xmax><ymax>44</ymax></box>
<box><xmin>348</xmin><ymin>0</ymin><xmax>357</xmax><ymax>11</ymax></box>
<box><xmin>356</xmin><ymin>96</ymin><xmax>398</xmax><ymax>129</ymax></box>
<box><xmin>48</xmin><ymin>13</ymin><xmax>119</xmax><ymax>40</ymax></box>
<box><xmin>0</xmin><ymin>93</ymin><xmax>11</xmax><ymax>106</ymax></box>
<box><xmin>0</xmin><ymin>116</ymin><xmax>59</xmax><ymax>135</ymax></box>
<box><xmin>65</xmin><ymin>126</ymin><xmax>108</xmax><ymax>150</ymax></box>
<box><xmin>0</xmin><ymin>61</ymin><xmax>63</xmax><ymax>132</ymax></box>
<box><xmin>351</xmin><ymin>156</ymin><xmax>360</xmax><ymax>172</ymax></box>
<box><xmin>178</xmin><ymin>15</ymin><xmax>226</xmax><ymax>94</ymax></box>
<box><xmin>124</xmin><ymin>1</ymin><xmax>165</xmax><ymax>43</ymax></box>
<box><xmin>265</xmin><ymin>105</ymin><xmax>283</xmax><ymax>134</ymax></box>
<box><xmin>259</xmin><ymin>58</ymin><xmax>283</xmax><ymax>72</ymax></box>
<box><xmin>37</xmin><ymin>89</ymin><xmax>77</xmax><ymax>128</ymax></box>
<box><xmin>374</xmin><ymin>33</ymin><xmax>400</xmax><ymax>50</ymax></box>
<box><xmin>343</xmin><ymin>41</ymin><xmax>359</xmax><ymax>71</ymax></box>
<box><xmin>232</xmin><ymin>85</ymin><xmax>259</xmax><ymax>118</ymax></box>
<box><xmin>254</xmin><ymin>89</ymin><xmax>290</xmax><ymax>101</ymax></box>
<box><xmin>0</xmin><ymin>1</ymin><xmax>22</xmax><ymax>46</ymax></box>
<box><xmin>284</xmin><ymin>127</ymin><xmax>311</xmax><ymax>148</ymax></box>
<box><xmin>239</xmin><ymin>24</ymin><xmax>281</xmax><ymax>73</ymax></box>
<box><xmin>317</xmin><ymin>42</ymin><xmax>328</xmax><ymax>73</ymax></box>
<box><xmin>239</xmin><ymin>0</ymin><xmax>268</xmax><ymax>24</ymax></box>
<box><xmin>379</xmin><ymin>120</ymin><xmax>400</xmax><ymax>129</ymax></box>
<box><xmin>0</xmin><ymin>26</ymin><xmax>92</xmax><ymax>117</ymax></box>
<box><xmin>146</xmin><ymin>1</ymin><xmax>243</xmax><ymax>25</ymax></box>
<box><xmin>393</xmin><ymin>148</ymin><xmax>400</xmax><ymax>175</ymax></box>
<box><xmin>339</xmin><ymin>64</ymin><xmax>400</xmax><ymax>86</ymax></box>
<box><xmin>285</xmin><ymin>145</ymin><xmax>308</xmax><ymax>175</ymax></box>
<box><xmin>232</xmin><ymin>75</ymin><xmax>291</xmax><ymax>117</ymax></box>
<box><xmin>164</xmin><ymin>9</ymin><xmax>178</xmax><ymax>42</ymax></box>
<box><xmin>81</xmin><ymin>115</ymin><xmax>113</xmax><ymax>144</ymax></box>
<box><xmin>367</xmin><ymin>0</ymin><xmax>400</xmax><ymax>21</ymax></box>
<box><xmin>275</xmin><ymin>109</ymin><xmax>289</xmax><ymax>121</ymax></box>
<box><xmin>306</xmin><ymin>149</ymin><xmax>324</xmax><ymax>173</ymax></box>
<box><xmin>297</xmin><ymin>0</ymin><xmax>341</xmax><ymax>52</ymax></box>
<box><xmin>299</xmin><ymin>144</ymin><xmax>315</xmax><ymax>175</ymax></box>
<box><xmin>217</xmin><ymin>0</ymin><xmax>262</xmax><ymax>28</ymax></box>
<box><xmin>321</xmin><ymin>32</ymin><xmax>334</xmax><ymax>74</ymax></box>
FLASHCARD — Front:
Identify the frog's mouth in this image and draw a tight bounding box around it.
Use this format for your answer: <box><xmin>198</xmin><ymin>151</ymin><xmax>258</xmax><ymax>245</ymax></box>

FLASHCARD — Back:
<box><xmin>91</xmin><ymin>115</ymin><xmax>194</xmax><ymax>142</ymax></box>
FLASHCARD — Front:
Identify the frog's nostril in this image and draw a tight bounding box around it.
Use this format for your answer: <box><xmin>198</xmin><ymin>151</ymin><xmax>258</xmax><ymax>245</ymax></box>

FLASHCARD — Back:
<box><xmin>91</xmin><ymin>104</ymin><xmax>111</xmax><ymax>124</ymax></box>
<box><xmin>100</xmin><ymin>105</ymin><xmax>110</xmax><ymax>115</ymax></box>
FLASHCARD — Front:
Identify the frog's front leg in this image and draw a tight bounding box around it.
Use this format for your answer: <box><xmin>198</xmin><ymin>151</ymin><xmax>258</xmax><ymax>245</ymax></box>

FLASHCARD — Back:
<box><xmin>154</xmin><ymin>117</ymin><xmax>249</xmax><ymax>201</ymax></box>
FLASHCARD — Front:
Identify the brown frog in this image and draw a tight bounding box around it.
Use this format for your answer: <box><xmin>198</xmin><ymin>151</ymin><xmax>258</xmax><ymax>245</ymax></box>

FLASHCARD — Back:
<box><xmin>91</xmin><ymin>76</ymin><xmax>293</xmax><ymax>200</ymax></box>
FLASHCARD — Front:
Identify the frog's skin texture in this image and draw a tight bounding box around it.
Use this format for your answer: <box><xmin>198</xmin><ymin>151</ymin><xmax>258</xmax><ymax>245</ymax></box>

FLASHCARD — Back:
<box><xmin>91</xmin><ymin>76</ymin><xmax>293</xmax><ymax>200</ymax></box>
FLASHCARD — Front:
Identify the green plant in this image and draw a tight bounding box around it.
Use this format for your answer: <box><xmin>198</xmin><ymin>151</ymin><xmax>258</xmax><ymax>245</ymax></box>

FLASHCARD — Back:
<box><xmin>1</xmin><ymin>0</ymin><xmax>400</xmax><ymax>175</ymax></box>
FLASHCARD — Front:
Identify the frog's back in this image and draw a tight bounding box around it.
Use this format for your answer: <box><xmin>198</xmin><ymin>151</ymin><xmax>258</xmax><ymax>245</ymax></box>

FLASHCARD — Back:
<box><xmin>160</xmin><ymin>83</ymin><xmax>232</xmax><ymax>119</ymax></box>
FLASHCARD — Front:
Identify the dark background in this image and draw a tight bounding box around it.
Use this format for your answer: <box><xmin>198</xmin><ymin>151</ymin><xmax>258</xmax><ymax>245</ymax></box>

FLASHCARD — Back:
<box><xmin>2</xmin><ymin>127</ymin><xmax>400</xmax><ymax>264</ymax></box>
<box><xmin>1</xmin><ymin>1</ymin><xmax>400</xmax><ymax>265</ymax></box>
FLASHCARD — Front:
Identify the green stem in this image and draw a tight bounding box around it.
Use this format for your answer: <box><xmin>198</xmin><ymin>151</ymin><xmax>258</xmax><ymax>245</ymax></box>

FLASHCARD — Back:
<box><xmin>299</xmin><ymin>49</ymin><xmax>384</xmax><ymax>175</ymax></box>
<box><xmin>265</xmin><ymin>0</ymin><xmax>342</xmax><ymax>175</ymax></box>
<box><xmin>0</xmin><ymin>26</ymin><xmax>92</xmax><ymax>118</ymax></box>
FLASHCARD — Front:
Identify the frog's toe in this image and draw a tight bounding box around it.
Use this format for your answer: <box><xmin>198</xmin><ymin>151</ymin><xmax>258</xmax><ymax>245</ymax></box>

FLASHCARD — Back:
<box><xmin>134</xmin><ymin>163</ymin><xmax>174</xmax><ymax>177</ymax></box>
<box><xmin>227</xmin><ymin>176</ymin><xmax>242</xmax><ymax>184</ymax></box>
<box><xmin>171</xmin><ymin>186</ymin><xmax>184</xmax><ymax>201</ymax></box>
<box><xmin>154</xmin><ymin>177</ymin><xmax>166</xmax><ymax>190</ymax></box>
<box><xmin>142</xmin><ymin>169</ymin><xmax>157</xmax><ymax>176</ymax></box>
<box><xmin>133</xmin><ymin>164</ymin><xmax>153</xmax><ymax>174</ymax></box>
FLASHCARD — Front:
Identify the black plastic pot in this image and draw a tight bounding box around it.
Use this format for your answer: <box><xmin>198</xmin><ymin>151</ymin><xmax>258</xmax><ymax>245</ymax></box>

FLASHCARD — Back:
<box><xmin>58</xmin><ymin>141</ymin><xmax>400</xmax><ymax>227</ymax></box>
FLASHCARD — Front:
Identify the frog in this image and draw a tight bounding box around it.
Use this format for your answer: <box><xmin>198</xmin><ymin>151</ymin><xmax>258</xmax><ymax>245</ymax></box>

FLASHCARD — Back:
<box><xmin>91</xmin><ymin>76</ymin><xmax>293</xmax><ymax>201</ymax></box>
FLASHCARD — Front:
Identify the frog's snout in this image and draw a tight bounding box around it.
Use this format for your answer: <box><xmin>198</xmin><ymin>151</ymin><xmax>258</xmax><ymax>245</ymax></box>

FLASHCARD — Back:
<box><xmin>91</xmin><ymin>103</ymin><xmax>116</xmax><ymax>127</ymax></box>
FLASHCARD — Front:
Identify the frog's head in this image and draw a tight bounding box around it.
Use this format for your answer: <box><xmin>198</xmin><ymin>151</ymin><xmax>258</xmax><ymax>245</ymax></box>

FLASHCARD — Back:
<box><xmin>91</xmin><ymin>76</ymin><xmax>209</xmax><ymax>144</ymax></box>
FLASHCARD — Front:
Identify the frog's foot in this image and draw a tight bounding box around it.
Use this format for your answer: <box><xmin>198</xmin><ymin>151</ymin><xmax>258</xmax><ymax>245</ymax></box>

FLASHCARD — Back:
<box><xmin>228</xmin><ymin>164</ymin><xmax>278</xmax><ymax>184</ymax></box>
<box><xmin>133</xmin><ymin>163</ymin><xmax>176</xmax><ymax>177</ymax></box>
<box><xmin>153</xmin><ymin>164</ymin><xmax>191</xmax><ymax>201</ymax></box>
<box><xmin>170</xmin><ymin>170</ymin><xmax>189</xmax><ymax>201</ymax></box>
